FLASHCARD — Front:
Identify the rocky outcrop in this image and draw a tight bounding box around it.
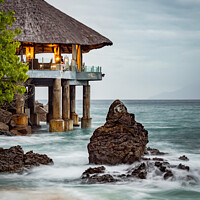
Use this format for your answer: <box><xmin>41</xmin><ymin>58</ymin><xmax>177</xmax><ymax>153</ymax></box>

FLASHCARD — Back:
<box><xmin>0</xmin><ymin>122</ymin><xmax>16</xmax><ymax>136</ymax></box>
<box><xmin>179</xmin><ymin>155</ymin><xmax>189</xmax><ymax>161</ymax></box>
<box><xmin>0</xmin><ymin>145</ymin><xmax>53</xmax><ymax>173</ymax></box>
<box><xmin>82</xmin><ymin>166</ymin><xmax>106</xmax><ymax>178</ymax></box>
<box><xmin>88</xmin><ymin>100</ymin><xmax>148</xmax><ymax>165</ymax></box>
<box><xmin>0</xmin><ymin>110</ymin><xmax>31</xmax><ymax>136</ymax></box>
<box><xmin>35</xmin><ymin>101</ymin><xmax>48</xmax><ymax>122</ymax></box>
<box><xmin>84</xmin><ymin>100</ymin><xmax>197</xmax><ymax>184</ymax></box>
<box><xmin>144</xmin><ymin>147</ymin><xmax>166</xmax><ymax>155</ymax></box>
<box><xmin>81</xmin><ymin>153</ymin><xmax>197</xmax><ymax>184</ymax></box>
<box><xmin>82</xmin><ymin>166</ymin><xmax>116</xmax><ymax>184</ymax></box>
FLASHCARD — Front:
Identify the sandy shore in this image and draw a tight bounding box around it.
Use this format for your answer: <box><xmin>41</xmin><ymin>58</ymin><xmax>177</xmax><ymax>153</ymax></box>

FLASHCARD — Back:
<box><xmin>0</xmin><ymin>188</ymin><xmax>79</xmax><ymax>200</ymax></box>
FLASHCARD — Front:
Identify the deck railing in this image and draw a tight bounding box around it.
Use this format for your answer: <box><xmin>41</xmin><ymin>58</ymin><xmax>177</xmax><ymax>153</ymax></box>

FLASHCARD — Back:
<box><xmin>29</xmin><ymin>62</ymin><xmax>102</xmax><ymax>73</ymax></box>
<box><xmin>82</xmin><ymin>66</ymin><xmax>102</xmax><ymax>73</ymax></box>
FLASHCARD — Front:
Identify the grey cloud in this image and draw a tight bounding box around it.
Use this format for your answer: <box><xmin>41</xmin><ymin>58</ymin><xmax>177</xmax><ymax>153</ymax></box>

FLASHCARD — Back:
<box><xmin>35</xmin><ymin>0</ymin><xmax>200</xmax><ymax>100</ymax></box>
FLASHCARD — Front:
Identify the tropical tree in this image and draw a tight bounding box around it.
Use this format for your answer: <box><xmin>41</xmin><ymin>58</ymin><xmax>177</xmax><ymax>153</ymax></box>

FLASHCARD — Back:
<box><xmin>0</xmin><ymin>0</ymin><xmax>28</xmax><ymax>105</ymax></box>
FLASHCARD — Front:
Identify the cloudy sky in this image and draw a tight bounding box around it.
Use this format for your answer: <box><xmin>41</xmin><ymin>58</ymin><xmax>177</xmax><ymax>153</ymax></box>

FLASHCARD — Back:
<box><xmin>38</xmin><ymin>0</ymin><xmax>200</xmax><ymax>99</ymax></box>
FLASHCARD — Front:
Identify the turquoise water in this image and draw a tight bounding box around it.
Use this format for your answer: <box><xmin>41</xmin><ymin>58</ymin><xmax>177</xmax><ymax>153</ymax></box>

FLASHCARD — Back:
<box><xmin>0</xmin><ymin>100</ymin><xmax>200</xmax><ymax>200</ymax></box>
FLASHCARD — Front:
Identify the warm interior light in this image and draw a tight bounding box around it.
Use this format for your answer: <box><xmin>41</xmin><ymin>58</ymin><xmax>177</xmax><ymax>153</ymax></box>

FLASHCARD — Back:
<box><xmin>54</xmin><ymin>46</ymin><xmax>60</xmax><ymax>64</ymax></box>
<box><xmin>26</xmin><ymin>46</ymin><xmax>34</xmax><ymax>61</ymax></box>
<box><xmin>51</xmin><ymin>65</ymin><xmax>57</xmax><ymax>70</ymax></box>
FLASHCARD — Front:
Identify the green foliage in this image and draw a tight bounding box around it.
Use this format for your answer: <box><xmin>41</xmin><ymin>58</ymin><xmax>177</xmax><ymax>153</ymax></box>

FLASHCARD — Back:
<box><xmin>0</xmin><ymin>0</ymin><xmax>28</xmax><ymax>105</ymax></box>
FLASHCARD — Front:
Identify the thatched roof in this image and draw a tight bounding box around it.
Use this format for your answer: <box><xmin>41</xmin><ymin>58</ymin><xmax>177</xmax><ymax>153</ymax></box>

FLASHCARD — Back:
<box><xmin>1</xmin><ymin>0</ymin><xmax>112</xmax><ymax>53</ymax></box>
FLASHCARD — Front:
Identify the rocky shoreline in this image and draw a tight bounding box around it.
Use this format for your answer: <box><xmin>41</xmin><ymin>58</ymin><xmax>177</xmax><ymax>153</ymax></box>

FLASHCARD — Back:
<box><xmin>0</xmin><ymin>145</ymin><xmax>53</xmax><ymax>173</ymax></box>
<box><xmin>0</xmin><ymin>101</ymin><xmax>47</xmax><ymax>136</ymax></box>
<box><xmin>82</xmin><ymin>148</ymin><xmax>195</xmax><ymax>184</ymax></box>
<box><xmin>0</xmin><ymin>100</ymin><xmax>197</xmax><ymax>186</ymax></box>
<box><xmin>82</xmin><ymin>100</ymin><xmax>196</xmax><ymax>184</ymax></box>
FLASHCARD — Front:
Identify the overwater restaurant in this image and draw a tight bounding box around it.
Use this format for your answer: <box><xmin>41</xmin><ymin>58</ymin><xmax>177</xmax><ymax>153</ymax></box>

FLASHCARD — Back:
<box><xmin>1</xmin><ymin>0</ymin><xmax>112</xmax><ymax>132</ymax></box>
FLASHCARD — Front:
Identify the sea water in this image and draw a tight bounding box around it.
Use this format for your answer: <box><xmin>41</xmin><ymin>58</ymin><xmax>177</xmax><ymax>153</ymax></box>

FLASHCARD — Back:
<box><xmin>0</xmin><ymin>100</ymin><xmax>200</xmax><ymax>200</ymax></box>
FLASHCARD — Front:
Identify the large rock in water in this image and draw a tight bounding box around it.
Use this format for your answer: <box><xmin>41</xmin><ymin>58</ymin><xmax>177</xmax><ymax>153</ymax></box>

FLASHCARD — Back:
<box><xmin>0</xmin><ymin>145</ymin><xmax>53</xmax><ymax>173</ymax></box>
<box><xmin>88</xmin><ymin>100</ymin><xmax>148</xmax><ymax>165</ymax></box>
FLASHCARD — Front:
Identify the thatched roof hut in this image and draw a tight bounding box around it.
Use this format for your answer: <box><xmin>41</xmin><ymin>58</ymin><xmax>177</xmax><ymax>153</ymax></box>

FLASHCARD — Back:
<box><xmin>1</xmin><ymin>0</ymin><xmax>112</xmax><ymax>54</ymax></box>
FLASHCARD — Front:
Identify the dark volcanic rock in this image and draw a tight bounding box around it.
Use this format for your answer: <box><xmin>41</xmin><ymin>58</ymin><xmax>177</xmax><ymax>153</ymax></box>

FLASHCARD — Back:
<box><xmin>82</xmin><ymin>173</ymin><xmax>116</xmax><ymax>184</ymax></box>
<box><xmin>10</xmin><ymin>126</ymin><xmax>32</xmax><ymax>136</ymax></box>
<box><xmin>179</xmin><ymin>155</ymin><xmax>189</xmax><ymax>161</ymax></box>
<box><xmin>131</xmin><ymin>163</ymin><xmax>147</xmax><ymax>179</ymax></box>
<box><xmin>152</xmin><ymin>157</ymin><xmax>164</xmax><ymax>161</ymax></box>
<box><xmin>0</xmin><ymin>145</ymin><xmax>53</xmax><ymax>173</ymax></box>
<box><xmin>82</xmin><ymin>166</ymin><xmax>105</xmax><ymax>178</ymax></box>
<box><xmin>88</xmin><ymin>100</ymin><xmax>148</xmax><ymax>165</ymax></box>
<box><xmin>0</xmin><ymin>145</ymin><xmax>24</xmax><ymax>173</ymax></box>
<box><xmin>177</xmin><ymin>164</ymin><xmax>190</xmax><ymax>171</ymax></box>
<box><xmin>0</xmin><ymin>131</ymin><xmax>16</xmax><ymax>136</ymax></box>
<box><xmin>24</xmin><ymin>151</ymin><xmax>53</xmax><ymax>168</ymax></box>
<box><xmin>82</xmin><ymin>166</ymin><xmax>116</xmax><ymax>184</ymax></box>
<box><xmin>145</xmin><ymin>147</ymin><xmax>166</xmax><ymax>155</ymax></box>
<box><xmin>84</xmin><ymin>174</ymin><xmax>116</xmax><ymax>184</ymax></box>
<box><xmin>164</xmin><ymin>170</ymin><xmax>174</xmax><ymax>180</ymax></box>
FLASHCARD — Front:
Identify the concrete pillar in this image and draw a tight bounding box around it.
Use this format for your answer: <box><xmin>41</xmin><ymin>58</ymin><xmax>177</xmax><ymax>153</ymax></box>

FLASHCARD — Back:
<box><xmin>81</xmin><ymin>84</ymin><xmax>92</xmax><ymax>128</ymax></box>
<box><xmin>47</xmin><ymin>86</ymin><xmax>53</xmax><ymax>123</ymax></box>
<box><xmin>49</xmin><ymin>79</ymin><xmax>64</xmax><ymax>132</ymax></box>
<box><xmin>28</xmin><ymin>85</ymin><xmax>39</xmax><ymax>126</ymax></box>
<box><xmin>70</xmin><ymin>85</ymin><xmax>79</xmax><ymax>126</ymax></box>
<box><xmin>62</xmin><ymin>80</ymin><xmax>73</xmax><ymax>131</ymax></box>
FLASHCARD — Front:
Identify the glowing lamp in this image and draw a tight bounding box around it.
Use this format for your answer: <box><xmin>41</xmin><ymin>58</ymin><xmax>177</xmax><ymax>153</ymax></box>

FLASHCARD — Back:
<box><xmin>54</xmin><ymin>46</ymin><xmax>60</xmax><ymax>64</ymax></box>
<box><xmin>56</xmin><ymin>56</ymin><xmax>60</xmax><ymax>62</ymax></box>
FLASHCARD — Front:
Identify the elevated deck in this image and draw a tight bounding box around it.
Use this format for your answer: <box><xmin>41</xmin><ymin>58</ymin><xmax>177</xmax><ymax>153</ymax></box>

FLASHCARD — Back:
<box><xmin>27</xmin><ymin>66</ymin><xmax>103</xmax><ymax>86</ymax></box>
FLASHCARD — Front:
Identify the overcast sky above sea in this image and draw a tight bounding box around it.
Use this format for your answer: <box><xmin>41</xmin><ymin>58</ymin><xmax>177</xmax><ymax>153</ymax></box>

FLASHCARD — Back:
<box><xmin>37</xmin><ymin>0</ymin><xmax>200</xmax><ymax>100</ymax></box>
